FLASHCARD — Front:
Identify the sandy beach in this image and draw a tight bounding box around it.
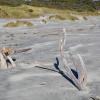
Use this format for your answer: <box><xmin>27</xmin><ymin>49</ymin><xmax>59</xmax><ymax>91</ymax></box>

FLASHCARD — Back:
<box><xmin>0</xmin><ymin>16</ymin><xmax>100</xmax><ymax>100</ymax></box>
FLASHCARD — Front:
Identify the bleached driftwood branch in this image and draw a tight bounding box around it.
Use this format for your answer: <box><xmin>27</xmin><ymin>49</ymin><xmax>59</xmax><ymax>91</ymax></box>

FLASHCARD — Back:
<box><xmin>0</xmin><ymin>52</ymin><xmax>8</xmax><ymax>69</ymax></box>
<box><xmin>0</xmin><ymin>47</ymin><xmax>16</xmax><ymax>69</ymax></box>
<box><xmin>0</xmin><ymin>47</ymin><xmax>31</xmax><ymax>69</ymax></box>
<box><xmin>60</xmin><ymin>28</ymin><xmax>87</xmax><ymax>90</ymax></box>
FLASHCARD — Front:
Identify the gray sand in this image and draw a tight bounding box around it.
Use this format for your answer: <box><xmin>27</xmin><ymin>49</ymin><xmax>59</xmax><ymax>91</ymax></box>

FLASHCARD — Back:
<box><xmin>0</xmin><ymin>16</ymin><xmax>100</xmax><ymax>100</ymax></box>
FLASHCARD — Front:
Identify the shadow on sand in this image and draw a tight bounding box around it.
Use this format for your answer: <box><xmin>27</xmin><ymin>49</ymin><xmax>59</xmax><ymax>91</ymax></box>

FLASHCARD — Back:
<box><xmin>35</xmin><ymin>57</ymin><xmax>79</xmax><ymax>90</ymax></box>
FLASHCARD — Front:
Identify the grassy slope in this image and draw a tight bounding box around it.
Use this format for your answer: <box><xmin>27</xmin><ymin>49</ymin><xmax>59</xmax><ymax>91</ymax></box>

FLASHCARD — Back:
<box><xmin>4</xmin><ymin>20</ymin><xmax>33</xmax><ymax>27</ymax></box>
<box><xmin>0</xmin><ymin>0</ymin><xmax>100</xmax><ymax>18</ymax></box>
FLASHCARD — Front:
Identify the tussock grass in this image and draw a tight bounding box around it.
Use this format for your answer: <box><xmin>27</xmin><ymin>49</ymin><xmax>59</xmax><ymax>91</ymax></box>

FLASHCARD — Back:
<box><xmin>4</xmin><ymin>20</ymin><xmax>33</xmax><ymax>27</ymax></box>
<box><xmin>0</xmin><ymin>0</ymin><xmax>100</xmax><ymax>19</ymax></box>
<box><xmin>48</xmin><ymin>14</ymin><xmax>79</xmax><ymax>21</ymax></box>
<box><xmin>0</xmin><ymin>5</ymin><xmax>44</xmax><ymax>18</ymax></box>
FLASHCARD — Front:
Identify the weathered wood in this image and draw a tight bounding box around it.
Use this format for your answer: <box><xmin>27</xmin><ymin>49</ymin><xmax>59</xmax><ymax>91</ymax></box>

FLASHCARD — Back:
<box><xmin>0</xmin><ymin>47</ymin><xmax>16</xmax><ymax>69</ymax></box>
<box><xmin>14</xmin><ymin>48</ymin><xmax>31</xmax><ymax>54</ymax></box>
<box><xmin>0</xmin><ymin>52</ymin><xmax>7</xmax><ymax>69</ymax></box>
<box><xmin>60</xmin><ymin>28</ymin><xmax>87</xmax><ymax>90</ymax></box>
<box><xmin>0</xmin><ymin>47</ymin><xmax>32</xmax><ymax>69</ymax></box>
<box><xmin>7</xmin><ymin>56</ymin><xmax>16</xmax><ymax>67</ymax></box>
<box><xmin>69</xmin><ymin>53</ymin><xmax>87</xmax><ymax>88</ymax></box>
<box><xmin>90</xmin><ymin>96</ymin><xmax>100</xmax><ymax>100</ymax></box>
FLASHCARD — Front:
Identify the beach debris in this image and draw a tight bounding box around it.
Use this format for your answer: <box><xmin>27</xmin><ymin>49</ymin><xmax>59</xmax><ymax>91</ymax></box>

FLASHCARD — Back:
<box><xmin>39</xmin><ymin>16</ymin><xmax>48</xmax><ymax>24</ymax></box>
<box><xmin>0</xmin><ymin>47</ymin><xmax>32</xmax><ymax>69</ymax></box>
<box><xmin>60</xmin><ymin>28</ymin><xmax>87</xmax><ymax>90</ymax></box>
<box><xmin>90</xmin><ymin>96</ymin><xmax>100</xmax><ymax>100</ymax></box>
<box><xmin>0</xmin><ymin>47</ymin><xmax>15</xmax><ymax>69</ymax></box>
<box><xmin>14</xmin><ymin>48</ymin><xmax>31</xmax><ymax>54</ymax></box>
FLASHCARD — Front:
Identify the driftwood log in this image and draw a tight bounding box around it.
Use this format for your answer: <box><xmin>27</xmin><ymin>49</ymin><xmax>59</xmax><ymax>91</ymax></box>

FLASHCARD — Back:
<box><xmin>60</xmin><ymin>28</ymin><xmax>87</xmax><ymax>90</ymax></box>
<box><xmin>0</xmin><ymin>47</ymin><xmax>15</xmax><ymax>69</ymax></box>
<box><xmin>0</xmin><ymin>47</ymin><xmax>31</xmax><ymax>69</ymax></box>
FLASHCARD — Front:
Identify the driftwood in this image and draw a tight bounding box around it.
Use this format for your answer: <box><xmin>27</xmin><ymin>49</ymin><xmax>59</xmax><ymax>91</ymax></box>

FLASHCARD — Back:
<box><xmin>90</xmin><ymin>96</ymin><xmax>100</xmax><ymax>100</ymax></box>
<box><xmin>0</xmin><ymin>47</ymin><xmax>15</xmax><ymax>69</ymax></box>
<box><xmin>60</xmin><ymin>28</ymin><xmax>87</xmax><ymax>90</ymax></box>
<box><xmin>14</xmin><ymin>48</ymin><xmax>31</xmax><ymax>54</ymax></box>
<box><xmin>0</xmin><ymin>47</ymin><xmax>31</xmax><ymax>69</ymax></box>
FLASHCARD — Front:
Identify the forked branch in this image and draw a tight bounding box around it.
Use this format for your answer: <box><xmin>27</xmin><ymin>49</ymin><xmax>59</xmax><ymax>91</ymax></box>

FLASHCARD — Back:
<box><xmin>60</xmin><ymin>28</ymin><xmax>87</xmax><ymax>90</ymax></box>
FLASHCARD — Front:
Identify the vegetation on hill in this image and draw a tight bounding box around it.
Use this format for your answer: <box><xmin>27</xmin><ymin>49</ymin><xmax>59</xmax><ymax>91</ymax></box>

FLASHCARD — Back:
<box><xmin>0</xmin><ymin>0</ymin><xmax>100</xmax><ymax>18</ymax></box>
<box><xmin>4</xmin><ymin>20</ymin><xmax>33</xmax><ymax>27</ymax></box>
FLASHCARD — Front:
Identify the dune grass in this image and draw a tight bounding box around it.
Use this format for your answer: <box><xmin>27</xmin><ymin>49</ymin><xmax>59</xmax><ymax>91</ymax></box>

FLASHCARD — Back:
<box><xmin>48</xmin><ymin>14</ymin><xmax>79</xmax><ymax>21</ymax></box>
<box><xmin>0</xmin><ymin>5</ymin><xmax>44</xmax><ymax>18</ymax></box>
<box><xmin>4</xmin><ymin>20</ymin><xmax>33</xmax><ymax>27</ymax></box>
<box><xmin>0</xmin><ymin>0</ymin><xmax>100</xmax><ymax>19</ymax></box>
